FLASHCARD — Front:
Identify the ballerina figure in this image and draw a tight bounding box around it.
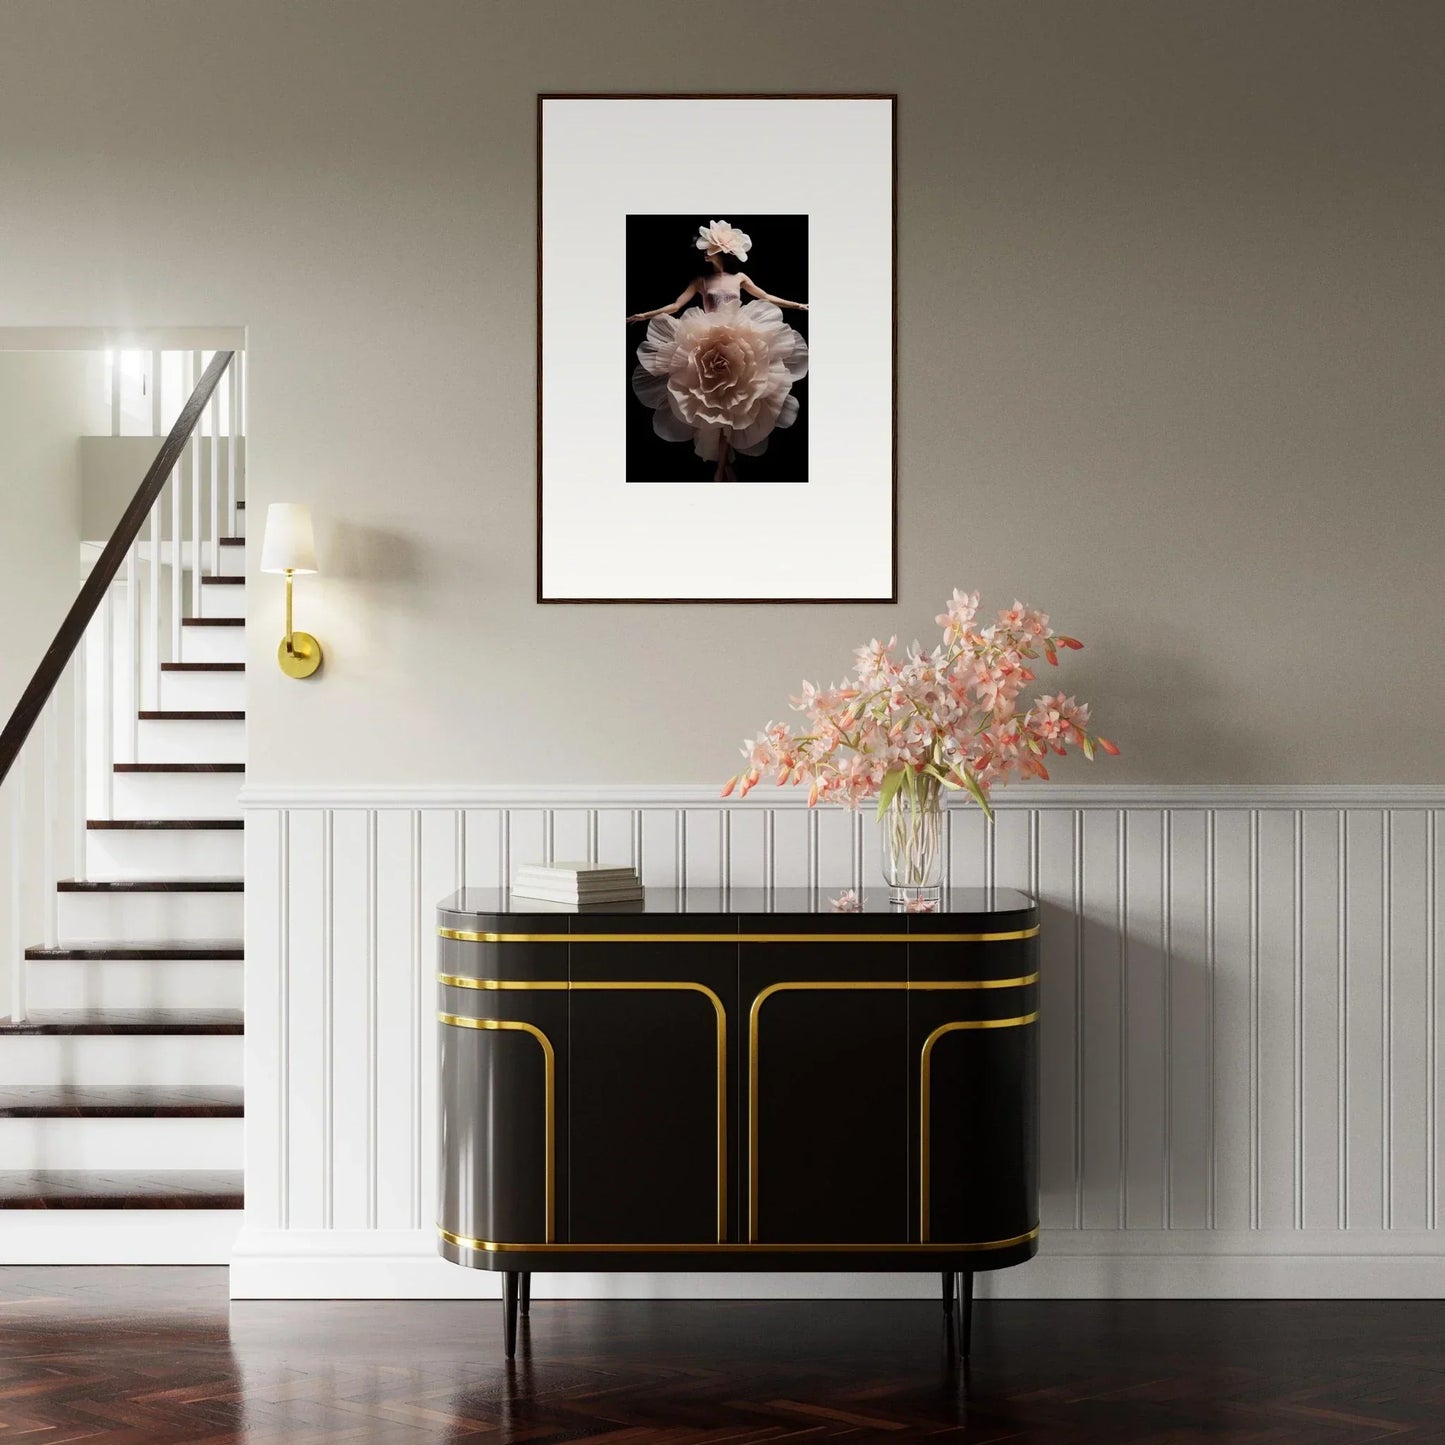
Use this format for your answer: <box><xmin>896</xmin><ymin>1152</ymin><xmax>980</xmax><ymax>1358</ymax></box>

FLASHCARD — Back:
<box><xmin>628</xmin><ymin>220</ymin><xmax>809</xmax><ymax>483</ymax></box>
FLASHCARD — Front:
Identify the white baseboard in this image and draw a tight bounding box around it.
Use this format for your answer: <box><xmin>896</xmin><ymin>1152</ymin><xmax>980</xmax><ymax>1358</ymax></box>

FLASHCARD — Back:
<box><xmin>0</xmin><ymin>1211</ymin><xmax>242</xmax><ymax>1264</ymax></box>
<box><xmin>228</xmin><ymin>1228</ymin><xmax>1445</xmax><ymax>1300</ymax></box>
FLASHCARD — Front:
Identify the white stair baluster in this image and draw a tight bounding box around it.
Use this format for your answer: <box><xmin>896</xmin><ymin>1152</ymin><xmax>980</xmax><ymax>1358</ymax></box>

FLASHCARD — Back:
<box><xmin>8</xmin><ymin>760</ymin><xmax>26</xmax><ymax>1022</ymax></box>
<box><xmin>191</xmin><ymin>350</ymin><xmax>203</xmax><ymax>616</ymax></box>
<box><xmin>100</xmin><ymin>587</ymin><xmax>114</xmax><ymax>820</ymax></box>
<box><xmin>109</xmin><ymin>349</ymin><xmax>122</xmax><ymax>436</ymax></box>
<box><xmin>209</xmin><ymin>365</ymin><xmax>220</xmax><ymax>576</ymax></box>
<box><xmin>238</xmin><ymin>350</ymin><xmax>246</xmax><ymax>510</ymax></box>
<box><xmin>171</xmin><ymin>355</ymin><xmax>186</xmax><ymax>666</ymax></box>
<box><xmin>149</xmin><ymin>495</ymin><xmax>162</xmax><ymax>709</ymax></box>
<box><xmin>227</xmin><ymin>358</ymin><xmax>239</xmax><ymax>537</ymax></box>
<box><xmin>126</xmin><ymin>542</ymin><xmax>139</xmax><ymax>762</ymax></box>
<box><xmin>42</xmin><ymin>697</ymin><xmax>57</xmax><ymax>949</ymax></box>
<box><xmin>73</xmin><ymin>637</ymin><xmax>86</xmax><ymax>884</ymax></box>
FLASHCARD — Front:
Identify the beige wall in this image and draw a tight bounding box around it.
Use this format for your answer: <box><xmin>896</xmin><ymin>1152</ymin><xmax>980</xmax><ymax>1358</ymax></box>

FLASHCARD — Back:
<box><xmin>0</xmin><ymin>351</ymin><xmax>86</xmax><ymax>983</ymax></box>
<box><xmin>1</xmin><ymin>0</ymin><xmax>1439</xmax><ymax>785</ymax></box>
<box><xmin>0</xmin><ymin>352</ymin><xmax>85</xmax><ymax>716</ymax></box>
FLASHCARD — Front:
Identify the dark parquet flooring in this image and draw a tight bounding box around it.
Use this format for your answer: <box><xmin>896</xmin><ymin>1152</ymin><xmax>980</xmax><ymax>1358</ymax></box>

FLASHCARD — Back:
<box><xmin>1</xmin><ymin>1268</ymin><xmax>1444</xmax><ymax>1441</ymax></box>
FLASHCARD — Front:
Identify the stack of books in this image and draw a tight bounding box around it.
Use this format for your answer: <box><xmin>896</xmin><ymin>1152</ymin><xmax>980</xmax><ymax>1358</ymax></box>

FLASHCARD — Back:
<box><xmin>510</xmin><ymin>862</ymin><xmax>644</xmax><ymax>906</ymax></box>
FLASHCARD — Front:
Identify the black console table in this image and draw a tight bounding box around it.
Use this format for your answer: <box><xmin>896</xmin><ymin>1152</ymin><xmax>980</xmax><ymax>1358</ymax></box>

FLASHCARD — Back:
<box><xmin>436</xmin><ymin>887</ymin><xmax>1040</xmax><ymax>1357</ymax></box>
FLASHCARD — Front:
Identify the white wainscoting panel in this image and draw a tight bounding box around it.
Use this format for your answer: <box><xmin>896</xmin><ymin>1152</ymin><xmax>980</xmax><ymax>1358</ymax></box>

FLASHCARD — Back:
<box><xmin>233</xmin><ymin>785</ymin><xmax>1445</xmax><ymax>1298</ymax></box>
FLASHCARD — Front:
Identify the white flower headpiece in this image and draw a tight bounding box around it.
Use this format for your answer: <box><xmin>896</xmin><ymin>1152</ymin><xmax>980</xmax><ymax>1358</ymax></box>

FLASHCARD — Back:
<box><xmin>695</xmin><ymin>219</ymin><xmax>751</xmax><ymax>264</ymax></box>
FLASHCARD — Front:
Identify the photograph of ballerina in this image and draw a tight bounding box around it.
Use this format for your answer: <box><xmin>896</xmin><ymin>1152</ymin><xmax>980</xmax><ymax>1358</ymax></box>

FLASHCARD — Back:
<box><xmin>538</xmin><ymin>93</ymin><xmax>893</xmax><ymax>602</ymax></box>
<box><xmin>626</xmin><ymin>216</ymin><xmax>810</xmax><ymax>484</ymax></box>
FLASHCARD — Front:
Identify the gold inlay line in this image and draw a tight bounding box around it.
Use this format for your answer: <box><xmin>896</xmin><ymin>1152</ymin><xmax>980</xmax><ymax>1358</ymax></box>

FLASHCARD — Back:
<box><xmin>435</xmin><ymin>1013</ymin><xmax>555</xmax><ymax>1242</ymax></box>
<box><xmin>919</xmin><ymin>1012</ymin><xmax>1040</xmax><ymax>1241</ymax></box>
<box><xmin>440</xmin><ymin>974</ymin><xmax>1036</xmax><ymax>992</ymax></box>
<box><xmin>438</xmin><ymin>927</ymin><xmax>1039</xmax><ymax>945</ymax></box>
<box><xmin>438</xmin><ymin>1224</ymin><xmax>1040</xmax><ymax>1254</ymax></box>
<box><xmin>438</xmin><ymin>974</ymin><xmax>569</xmax><ymax>990</ymax></box>
<box><xmin>746</xmin><ymin>982</ymin><xmax>1039</xmax><ymax>1242</ymax></box>
<box><xmin>436</xmin><ymin>981</ymin><xmax>729</xmax><ymax>1243</ymax></box>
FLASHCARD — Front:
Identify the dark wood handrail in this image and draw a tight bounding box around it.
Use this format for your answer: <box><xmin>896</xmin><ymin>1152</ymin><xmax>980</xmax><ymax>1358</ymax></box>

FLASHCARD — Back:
<box><xmin>0</xmin><ymin>350</ymin><xmax>235</xmax><ymax>790</ymax></box>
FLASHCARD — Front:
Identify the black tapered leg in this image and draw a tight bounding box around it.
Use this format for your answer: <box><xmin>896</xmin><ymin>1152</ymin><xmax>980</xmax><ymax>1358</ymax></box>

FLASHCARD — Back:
<box><xmin>941</xmin><ymin>1271</ymin><xmax>954</xmax><ymax>1316</ymax></box>
<box><xmin>520</xmin><ymin>1272</ymin><xmax>531</xmax><ymax>1318</ymax></box>
<box><xmin>502</xmin><ymin>1271</ymin><xmax>520</xmax><ymax>1359</ymax></box>
<box><xmin>959</xmin><ymin>1270</ymin><xmax>974</xmax><ymax>1358</ymax></box>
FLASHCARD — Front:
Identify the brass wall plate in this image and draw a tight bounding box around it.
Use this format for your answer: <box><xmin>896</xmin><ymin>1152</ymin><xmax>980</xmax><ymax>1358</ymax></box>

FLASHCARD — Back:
<box><xmin>278</xmin><ymin>631</ymin><xmax>322</xmax><ymax>679</ymax></box>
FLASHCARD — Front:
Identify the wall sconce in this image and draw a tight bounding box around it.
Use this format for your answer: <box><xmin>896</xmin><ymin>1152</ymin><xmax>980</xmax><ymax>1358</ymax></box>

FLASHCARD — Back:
<box><xmin>260</xmin><ymin>503</ymin><xmax>323</xmax><ymax>679</ymax></box>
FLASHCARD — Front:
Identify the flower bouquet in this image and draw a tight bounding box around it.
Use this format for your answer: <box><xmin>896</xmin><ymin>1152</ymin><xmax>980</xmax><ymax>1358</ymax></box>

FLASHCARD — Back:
<box><xmin>722</xmin><ymin>589</ymin><xmax>1116</xmax><ymax>904</ymax></box>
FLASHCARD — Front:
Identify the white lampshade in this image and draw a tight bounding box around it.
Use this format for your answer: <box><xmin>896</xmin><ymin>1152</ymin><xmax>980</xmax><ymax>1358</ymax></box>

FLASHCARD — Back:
<box><xmin>260</xmin><ymin>503</ymin><xmax>319</xmax><ymax>575</ymax></box>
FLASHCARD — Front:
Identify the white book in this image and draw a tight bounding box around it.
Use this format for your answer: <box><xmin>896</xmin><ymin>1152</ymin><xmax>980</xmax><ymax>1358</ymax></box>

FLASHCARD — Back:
<box><xmin>511</xmin><ymin>885</ymin><xmax>645</xmax><ymax>905</ymax></box>
<box><xmin>512</xmin><ymin>877</ymin><xmax>644</xmax><ymax>893</ymax></box>
<box><xmin>514</xmin><ymin>862</ymin><xmax>638</xmax><ymax>883</ymax></box>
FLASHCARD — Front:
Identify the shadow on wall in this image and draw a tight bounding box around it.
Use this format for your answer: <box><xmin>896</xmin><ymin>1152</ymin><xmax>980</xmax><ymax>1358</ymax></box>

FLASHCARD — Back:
<box><xmin>311</xmin><ymin>519</ymin><xmax>427</xmax><ymax>668</ymax></box>
<box><xmin>325</xmin><ymin>519</ymin><xmax>426</xmax><ymax>588</ymax></box>
<box><xmin>1074</xmin><ymin>621</ymin><xmax>1280</xmax><ymax>781</ymax></box>
<box><xmin>1034</xmin><ymin>876</ymin><xmax>1212</xmax><ymax>1245</ymax></box>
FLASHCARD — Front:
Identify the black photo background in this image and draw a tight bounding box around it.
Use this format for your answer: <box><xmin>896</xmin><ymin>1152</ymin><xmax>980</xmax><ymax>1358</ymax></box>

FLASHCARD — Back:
<box><xmin>625</xmin><ymin>214</ymin><xmax>809</xmax><ymax>484</ymax></box>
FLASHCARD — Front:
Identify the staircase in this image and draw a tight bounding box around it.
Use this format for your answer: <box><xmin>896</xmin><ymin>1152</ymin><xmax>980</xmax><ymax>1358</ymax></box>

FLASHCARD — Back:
<box><xmin>0</xmin><ymin>351</ymin><xmax>245</xmax><ymax>1262</ymax></box>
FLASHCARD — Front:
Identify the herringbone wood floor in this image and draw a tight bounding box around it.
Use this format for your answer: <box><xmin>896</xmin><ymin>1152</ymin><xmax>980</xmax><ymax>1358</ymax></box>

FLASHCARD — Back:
<box><xmin>0</xmin><ymin>1269</ymin><xmax>1443</xmax><ymax>1441</ymax></box>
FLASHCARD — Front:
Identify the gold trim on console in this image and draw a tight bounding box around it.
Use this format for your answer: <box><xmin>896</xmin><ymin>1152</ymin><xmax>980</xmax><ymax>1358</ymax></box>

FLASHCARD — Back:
<box><xmin>438</xmin><ymin>927</ymin><xmax>1040</xmax><ymax>945</ymax></box>
<box><xmin>438</xmin><ymin>1224</ymin><xmax>1040</xmax><ymax>1254</ymax></box>
<box><xmin>436</xmin><ymin>1013</ymin><xmax>555</xmax><ymax>1242</ymax></box>
<box><xmin>746</xmin><ymin>981</ymin><xmax>1039</xmax><ymax>1241</ymax></box>
<box><xmin>438</xmin><ymin>974</ymin><xmax>568</xmax><ymax>990</ymax></box>
<box><xmin>918</xmin><ymin>1013</ymin><xmax>1040</xmax><ymax>1241</ymax></box>
<box><xmin>436</xmin><ymin>979</ymin><xmax>729</xmax><ymax>1243</ymax></box>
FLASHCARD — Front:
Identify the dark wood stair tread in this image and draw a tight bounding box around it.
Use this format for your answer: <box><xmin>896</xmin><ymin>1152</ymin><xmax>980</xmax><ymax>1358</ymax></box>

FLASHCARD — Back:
<box><xmin>200</xmin><ymin>575</ymin><xmax>245</xmax><ymax>585</ymax></box>
<box><xmin>58</xmin><ymin>878</ymin><xmax>242</xmax><ymax>892</ymax></box>
<box><xmin>25</xmin><ymin>942</ymin><xmax>244</xmax><ymax>961</ymax></box>
<box><xmin>182</xmin><ymin>618</ymin><xmax>244</xmax><ymax>627</ymax></box>
<box><xmin>161</xmin><ymin>662</ymin><xmax>244</xmax><ymax>672</ymax></box>
<box><xmin>0</xmin><ymin>1085</ymin><xmax>243</xmax><ymax>1118</ymax></box>
<box><xmin>0</xmin><ymin>1009</ymin><xmax>243</xmax><ymax>1036</ymax></box>
<box><xmin>138</xmin><ymin>710</ymin><xmax>244</xmax><ymax>721</ymax></box>
<box><xmin>114</xmin><ymin>763</ymin><xmax>244</xmax><ymax>773</ymax></box>
<box><xmin>88</xmin><ymin>819</ymin><xmax>243</xmax><ymax>830</ymax></box>
<box><xmin>219</xmin><ymin>537</ymin><xmax>245</xmax><ymax>547</ymax></box>
<box><xmin>0</xmin><ymin>1170</ymin><xmax>243</xmax><ymax>1209</ymax></box>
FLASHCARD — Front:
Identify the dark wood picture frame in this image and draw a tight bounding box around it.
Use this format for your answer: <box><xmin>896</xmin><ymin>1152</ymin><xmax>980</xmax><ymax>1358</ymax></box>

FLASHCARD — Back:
<box><xmin>536</xmin><ymin>93</ymin><xmax>898</xmax><ymax>605</ymax></box>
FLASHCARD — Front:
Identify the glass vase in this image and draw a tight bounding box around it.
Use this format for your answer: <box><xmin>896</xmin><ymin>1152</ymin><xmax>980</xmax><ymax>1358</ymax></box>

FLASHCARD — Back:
<box><xmin>880</xmin><ymin>788</ymin><xmax>944</xmax><ymax>907</ymax></box>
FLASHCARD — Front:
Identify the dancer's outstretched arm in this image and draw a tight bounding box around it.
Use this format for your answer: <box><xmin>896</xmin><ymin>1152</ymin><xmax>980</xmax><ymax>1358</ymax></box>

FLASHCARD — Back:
<box><xmin>740</xmin><ymin>275</ymin><xmax>808</xmax><ymax>310</ymax></box>
<box><xmin>627</xmin><ymin>282</ymin><xmax>699</xmax><ymax>323</ymax></box>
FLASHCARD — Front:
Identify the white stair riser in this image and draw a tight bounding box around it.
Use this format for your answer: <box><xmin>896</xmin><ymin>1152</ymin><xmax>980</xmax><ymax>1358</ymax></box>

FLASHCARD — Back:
<box><xmin>1</xmin><ymin>1036</ymin><xmax>242</xmax><ymax>1087</ymax></box>
<box><xmin>180</xmin><ymin>627</ymin><xmax>245</xmax><ymax>665</ymax></box>
<box><xmin>112</xmin><ymin>771</ymin><xmax>241</xmax><ymax>819</ymax></box>
<box><xmin>200</xmin><ymin>584</ymin><xmax>246</xmax><ymax>620</ymax></box>
<box><xmin>217</xmin><ymin>545</ymin><xmax>245</xmax><ymax>578</ymax></box>
<box><xmin>0</xmin><ymin>1117</ymin><xmax>241</xmax><ymax>1170</ymax></box>
<box><xmin>0</xmin><ymin>1211</ymin><xmax>241</xmax><ymax>1265</ymax></box>
<box><xmin>58</xmin><ymin>890</ymin><xmax>243</xmax><ymax>944</ymax></box>
<box><xmin>137</xmin><ymin>718</ymin><xmax>245</xmax><ymax>765</ymax></box>
<box><xmin>86</xmin><ymin>829</ymin><xmax>243</xmax><ymax>880</ymax></box>
<box><xmin>26</xmin><ymin>961</ymin><xmax>242</xmax><ymax>1011</ymax></box>
<box><xmin>160</xmin><ymin>670</ymin><xmax>245</xmax><ymax>711</ymax></box>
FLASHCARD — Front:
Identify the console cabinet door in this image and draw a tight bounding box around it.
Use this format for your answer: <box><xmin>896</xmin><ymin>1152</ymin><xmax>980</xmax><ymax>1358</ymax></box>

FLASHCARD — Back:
<box><xmin>742</xmin><ymin>929</ymin><xmax>910</xmax><ymax>1244</ymax></box>
<box><xmin>567</xmin><ymin>929</ymin><xmax>738</xmax><ymax>1244</ymax></box>
<box><xmin>437</xmin><ymin>930</ymin><xmax>569</xmax><ymax>1248</ymax></box>
<box><xmin>907</xmin><ymin>933</ymin><xmax>1040</xmax><ymax>1246</ymax></box>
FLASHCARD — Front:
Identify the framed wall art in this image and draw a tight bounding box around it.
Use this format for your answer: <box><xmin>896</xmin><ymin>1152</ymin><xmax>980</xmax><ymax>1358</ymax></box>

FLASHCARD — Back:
<box><xmin>537</xmin><ymin>94</ymin><xmax>897</xmax><ymax>603</ymax></box>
